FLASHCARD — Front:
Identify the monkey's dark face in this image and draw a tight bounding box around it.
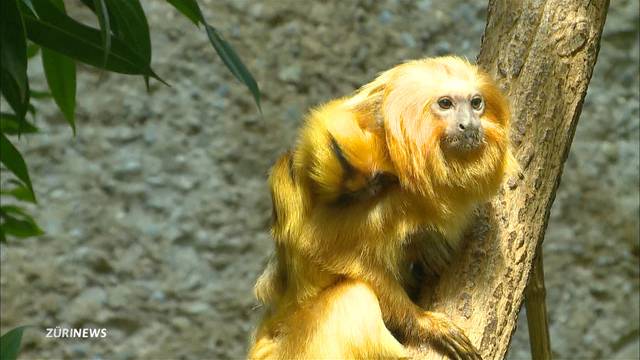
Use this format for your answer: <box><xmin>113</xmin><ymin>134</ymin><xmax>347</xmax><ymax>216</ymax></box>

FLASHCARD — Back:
<box><xmin>431</xmin><ymin>91</ymin><xmax>485</xmax><ymax>152</ymax></box>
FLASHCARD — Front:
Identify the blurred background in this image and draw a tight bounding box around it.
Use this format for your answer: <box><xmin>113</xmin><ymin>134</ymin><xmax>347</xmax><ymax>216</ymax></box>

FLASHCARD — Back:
<box><xmin>0</xmin><ymin>0</ymin><xmax>638</xmax><ymax>359</ymax></box>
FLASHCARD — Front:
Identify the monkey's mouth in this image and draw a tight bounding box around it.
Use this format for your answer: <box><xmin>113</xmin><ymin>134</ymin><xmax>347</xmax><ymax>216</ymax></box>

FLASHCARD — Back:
<box><xmin>442</xmin><ymin>130</ymin><xmax>485</xmax><ymax>152</ymax></box>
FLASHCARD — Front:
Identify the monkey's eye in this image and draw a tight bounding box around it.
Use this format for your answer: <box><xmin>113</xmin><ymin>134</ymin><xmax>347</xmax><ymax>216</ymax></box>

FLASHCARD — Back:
<box><xmin>471</xmin><ymin>96</ymin><xmax>483</xmax><ymax>110</ymax></box>
<box><xmin>437</xmin><ymin>98</ymin><xmax>453</xmax><ymax>110</ymax></box>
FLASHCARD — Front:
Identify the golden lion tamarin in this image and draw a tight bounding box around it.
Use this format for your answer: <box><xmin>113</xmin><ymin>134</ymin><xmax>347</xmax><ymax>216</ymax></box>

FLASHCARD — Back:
<box><xmin>249</xmin><ymin>56</ymin><xmax>517</xmax><ymax>360</ymax></box>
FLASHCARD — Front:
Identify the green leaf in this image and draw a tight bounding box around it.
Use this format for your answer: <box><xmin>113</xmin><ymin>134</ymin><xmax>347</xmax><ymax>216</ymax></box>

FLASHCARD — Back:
<box><xmin>26</xmin><ymin>102</ymin><xmax>36</xmax><ymax>116</ymax></box>
<box><xmin>21</xmin><ymin>0</ymin><xmax>162</xmax><ymax>80</ymax></box>
<box><xmin>166</xmin><ymin>0</ymin><xmax>203</xmax><ymax>26</ymax></box>
<box><xmin>163</xmin><ymin>0</ymin><xmax>260</xmax><ymax>110</ymax></box>
<box><xmin>0</xmin><ymin>206</ymin><xmax>43</xmax><ymax>239</ymax></box>
<box><xmin>0</xmin><ymin>132</ymin><xmax>35</xmax><ymax>201</ymax></box>
<box><xmin>29</xmin><ymin>89</ymin><xmax>51</xmax><ymax>99</ymax></box>
<box><xmin>0</xmin><ymin>326</ymin><xmax>29</xmax><ymax>360</ymax></box>
<box><xmin>47</xmin><ymin>0</ymin><xmax>65</xmax><ymax>11</ymax></box>
<box><xmin>0</xmin><ymin>113</ymin><xmax>38</xmax><ymax>134</ymax></box>
<box><xmin>27</xmin><ymin>43</ymin><xmax>40</xmax><ymax>59</ymax></box>
<box><xmin>0</xmin><ymin>0</ymin><xmax>29</xmax><ymax>122</ymax></box>
<box><xmin>204</xmin><ymin>24</ymin><xmax>261</xmax><ymax>112</ymax></box>
<box><xmin>93</xmin><ymin>0</ymin><xmax>111</xmax><ymax>68</ymax></box>
<box><xmin>106</xmin><ymin>0</ymin><xmax>151</xmax><ymax>66</ymax></box>
<box><xmin>107</xmin><ymin>0</ymin><xmax>152</xmax><ymax>88</ymax></box>
<box><xmin>79</xmin><ymin>0</ymin><xmax>95</xmax><ymax>10</ymax></box>
<box><xmin>42</xmin><ymin>49</ymin><xmax>77</xmax><ymax>134</ymax></box>
<box><xmin>1</xmin><ymin>180</ymin><xmax>36</xmax><ymax>203</ymax></box>
<box><xmin>20</xmin><ymin>0</ymin><xmax>36</xmax><ymax>15</ymax></box>
<box><xmin>80</xmin><ymin>0</ymin><xmax>152</xmax><ymax>88</ymax></box>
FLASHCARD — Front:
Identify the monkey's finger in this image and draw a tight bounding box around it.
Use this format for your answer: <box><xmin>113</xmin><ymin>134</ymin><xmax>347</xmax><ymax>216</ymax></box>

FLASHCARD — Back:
<box><xmin>447</xmin><ymin>331</ymin><xmax>481</xmax><ymax>360</ymax></box>
<box><xmin>434</xmin><ymin>335</ymin><xmax>468</xmax><ymax>360</ymax></box>
<box><xmin>435</xmin><ymin>341</ymin><xmax>461</xmax><ymax>360</ymax></box>
<box><xmin>454</xmin><ymin>339</ymin><xmax>481</xmax><ymax>360</ymax></box>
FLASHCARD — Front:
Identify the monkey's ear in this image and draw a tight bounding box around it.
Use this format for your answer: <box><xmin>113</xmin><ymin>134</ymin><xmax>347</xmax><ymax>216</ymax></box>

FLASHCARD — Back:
<box><xmin>349</xmin><ymin>82</ymin><xmax>386</xmax><ymax>130</ymax></box>
<box><xmin>381</xmin><ymin>78</ymin><xmax>429</xmax><ymax>148</ymax></box>
<box><xmin>378</xmin><ymin>74</ymin><xmax>437</xmax><ymax>195</ymax></box>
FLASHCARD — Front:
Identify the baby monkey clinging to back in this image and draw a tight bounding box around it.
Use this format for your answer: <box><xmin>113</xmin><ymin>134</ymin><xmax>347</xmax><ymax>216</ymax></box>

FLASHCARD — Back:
<box><xmin>250</xmin><ymin>56</ymin><xmax>517</xmax><ymax>360</ymax></box>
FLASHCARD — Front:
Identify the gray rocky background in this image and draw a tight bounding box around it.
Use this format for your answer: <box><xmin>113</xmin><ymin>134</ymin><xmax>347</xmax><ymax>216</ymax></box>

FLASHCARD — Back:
<box><xmin>1</xmin><ymin>1</ymin><xmax>638</xmax><ymax>359</ymax></box>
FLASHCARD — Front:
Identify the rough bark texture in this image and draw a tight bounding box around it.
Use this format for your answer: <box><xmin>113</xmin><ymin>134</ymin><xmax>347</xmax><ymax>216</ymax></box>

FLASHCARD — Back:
<box><xmin>412</xmin><ymin>1</ymin><xmax>610</xmax><ymax>359</ymax></box>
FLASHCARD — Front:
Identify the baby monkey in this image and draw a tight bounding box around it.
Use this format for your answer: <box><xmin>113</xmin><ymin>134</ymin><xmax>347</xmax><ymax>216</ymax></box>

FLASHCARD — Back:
<box><xmin>250</xmin><ymin>57</ymin><xmax>517</xmax><ymax>359</ymax></box>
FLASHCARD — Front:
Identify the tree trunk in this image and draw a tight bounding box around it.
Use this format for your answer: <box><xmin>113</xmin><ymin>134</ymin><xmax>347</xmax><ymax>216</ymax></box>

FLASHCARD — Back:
<box><xmin>410</xmin><ymin>1</ymin><xmax>609</xmax><ymax>359</ymax></box>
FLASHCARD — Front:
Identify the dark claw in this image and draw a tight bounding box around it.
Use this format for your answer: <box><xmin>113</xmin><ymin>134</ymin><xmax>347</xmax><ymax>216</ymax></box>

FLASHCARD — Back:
<box><xmin>436</xmin><ymin>326</ymin><xmax>482</xmax><ymax>360</ymax></box>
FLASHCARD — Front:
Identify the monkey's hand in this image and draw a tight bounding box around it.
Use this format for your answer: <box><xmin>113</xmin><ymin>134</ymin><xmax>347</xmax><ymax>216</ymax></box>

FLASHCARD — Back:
<box><xmin>411</xmin><ymin>311</ymin><xmax>482</xmax><ymax>360</ymax></box>
<box><xmin>374</xmin><ymin>273</ymin><xmax>481</xmax><ymax>360</ymax></box>
<box><xmin>293</xmin><ymin>100</ymin><xmax>396</xmax><ymax>205</ymax></box>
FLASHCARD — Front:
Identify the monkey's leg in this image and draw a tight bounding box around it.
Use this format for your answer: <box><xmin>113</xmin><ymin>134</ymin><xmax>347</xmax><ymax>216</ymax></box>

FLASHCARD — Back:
<box><xmin>370</xmin><ymin>272</ymin><xmax>482</xmax><ymax>360</ymax></box>
<box><xmin>249</xmin><ymin>280</ymin><xmax>407</xmax><ymax>360</ymax></box>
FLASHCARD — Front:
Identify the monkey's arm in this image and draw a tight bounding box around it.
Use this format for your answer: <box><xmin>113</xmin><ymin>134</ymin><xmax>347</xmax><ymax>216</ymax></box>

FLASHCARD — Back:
<box><xmin>368</xmin><ymin>271</ymin><xmax>481</xmax><ymax>359</ymax></box>
<box><xmin>292</xmin><ymin>100</ymin><xmax>395</xmax><ymax>204</ymax></box>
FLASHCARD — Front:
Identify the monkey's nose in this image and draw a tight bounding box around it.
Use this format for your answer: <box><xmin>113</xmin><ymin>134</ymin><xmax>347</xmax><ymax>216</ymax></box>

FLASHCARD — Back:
<box><xmin>457</xmin><ymin>120</ymin><xmax>479</xmax><ymax>134</ymax></box>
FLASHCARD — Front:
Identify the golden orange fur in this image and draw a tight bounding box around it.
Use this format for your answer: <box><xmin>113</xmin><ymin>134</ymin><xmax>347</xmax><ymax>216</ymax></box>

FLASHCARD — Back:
<box><xmin>249</xmin><ymin>56</ymin><xmax>517</xmax><ymax>360</ymax></box>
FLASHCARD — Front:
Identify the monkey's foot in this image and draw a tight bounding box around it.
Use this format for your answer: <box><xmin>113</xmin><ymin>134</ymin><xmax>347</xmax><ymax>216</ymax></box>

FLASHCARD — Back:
<box><xmin>413</xmin><ymin>311</ymin><xmax>482</xmax><ymax>360</ymax></box>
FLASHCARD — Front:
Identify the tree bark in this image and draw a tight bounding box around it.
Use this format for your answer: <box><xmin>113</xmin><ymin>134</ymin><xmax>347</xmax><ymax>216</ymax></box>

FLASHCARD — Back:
<box><xmin>410</xmin><ymin>1</ymin><xmax>609</xmax><ymax>359</ymax></box>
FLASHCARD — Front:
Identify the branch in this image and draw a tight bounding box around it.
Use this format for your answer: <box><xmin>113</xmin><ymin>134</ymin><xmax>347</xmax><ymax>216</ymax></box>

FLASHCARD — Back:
<box><xmin>410</xmin><ymin>1</ymin><xmax>609</xmax><ymax>358</ymax></box>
